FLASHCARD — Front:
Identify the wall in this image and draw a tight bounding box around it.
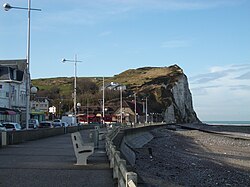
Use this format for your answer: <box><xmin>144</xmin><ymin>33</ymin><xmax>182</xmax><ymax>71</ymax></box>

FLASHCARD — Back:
<box><xmin>1</xmin><ymin>125</ymin><xmax>95</xmax><ymax>146</ymax></box>
<box><xmin>117</xmin><ymin>125</ymin><xmax>165</xmax><ymax>166</ymax></box>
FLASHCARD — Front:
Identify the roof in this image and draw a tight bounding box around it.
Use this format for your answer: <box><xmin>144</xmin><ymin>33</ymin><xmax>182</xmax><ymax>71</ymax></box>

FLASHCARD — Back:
<box><xmin>0</xmin><ymin>59</ymin><xmax>26</xmax><ymax>82</ymax></box>
<box><xmin>0</xmin><ymin>59</ymin><xmax>26</xmax><ymax>71</ymax></box>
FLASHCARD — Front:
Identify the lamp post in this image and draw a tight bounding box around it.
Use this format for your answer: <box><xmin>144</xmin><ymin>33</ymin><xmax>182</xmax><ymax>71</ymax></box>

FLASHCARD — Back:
<box><xmin>120</xmin><ymin>86</ymin><xmax>123</xmax><ymax>124</ymax></box>
<box><xmin>145</xmin><ymin>97</ymin><xmax>148</xmax><ymax>123</ymax></box>
<box><xmin>62</xmin><ymin>55</ymin><xmax>82</xmax><ymax>125</ymax></box>
<box><xmin>87</xmin><ymin>99</ymin><xmax>89</xmax><ymax>124</ymax></box>
<box><xmin>102</xmin><ymin>77</ymin><xmax>105</xmax><ymax>124</ymax></box>
<box><xmin>134</xmin><ymin>93</ymin><xmax>137</xmax><ymax>125</ymax></box>
<box><xmin>3</xmin><ymin>1</ymin><xmax>41</xmax><ymax>129</ymax></box>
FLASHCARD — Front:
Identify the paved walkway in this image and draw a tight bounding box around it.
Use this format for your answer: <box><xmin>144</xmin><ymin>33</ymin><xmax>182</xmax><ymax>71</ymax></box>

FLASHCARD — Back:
<box><xmin>0</xmin><ymin>129</ymin><xmax>114</xmax><ymax>187</ymax></box>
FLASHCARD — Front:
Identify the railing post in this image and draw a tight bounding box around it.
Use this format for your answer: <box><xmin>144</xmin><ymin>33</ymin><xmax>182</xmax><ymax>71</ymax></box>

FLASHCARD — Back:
<box><xmin>93</xmin><ymin>127</ymin><xmax>99</xmax><ymax>148</ymax></box>
<box><xmin>105</xmin><ymin>138</ymin><xmax>111</xmax><ymax>160</ymax></box>
<box><xmin>118</xmin><ymin>159</ymin><xmax>127</xmax><ymax>187</ymax></box>
<box><xmin>1</xmin><ymin>131</ymin><xmax>7</xmax><ymax>146</ymax></box>
<box><xmin>110</xmin><ymin>145</ymin><xmax>116</xmax><ymax>168</ymax></box>
<box><xmin>126</xmin><ymin>172</ymin><xmax>137</xmax><ymax>187</ymax></box>
<box><xmin>113</xmin><ymin>151</ymin><xmax>120</xmax><ymax>178</ymax></box>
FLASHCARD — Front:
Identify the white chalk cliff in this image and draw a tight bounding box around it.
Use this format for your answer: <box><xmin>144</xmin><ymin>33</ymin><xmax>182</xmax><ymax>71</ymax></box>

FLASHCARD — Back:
<box><xmin>164</xmin><ymin>72</ymin><xmax>199</xmax><ymax>123</ymax></box>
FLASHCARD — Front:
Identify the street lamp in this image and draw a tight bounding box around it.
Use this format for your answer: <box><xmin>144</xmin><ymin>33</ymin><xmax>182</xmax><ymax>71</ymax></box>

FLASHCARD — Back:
<box><xmin>134</xmin><ymin>93</ymin><xmax>137</xmax><ymax>125</ymax></box>
<box><xmin>3</xmin><ymin>1</ymin><xmax>41</xmax><ymax>130</ymax></box>
<box><xmin>102</xmin><ymin>77</ymin><xmax>105</xmax><ymax>124</ymax></box>
<box><xmin>77</xmin><ymin>102</ymin><xmax>81</xmax><ymax>114</ymax></box>
<box><xmin>120</xmin><ymin>86</ymin><xmax>123</xmax><ymax>124</ymax></box>
<box><xmin>62</xmin><ymin>55</ymin><xmax>82</xmax><ymax>125</ymax></box>
<box><xmin>145</xmin><ymin>97</ymin><xmax>148</xmax><ymax>123</ymax></box>
<box><xmin>3</xmin><ymin>3</ymin><xmax>41</xmax><ymax>11</ymax></box>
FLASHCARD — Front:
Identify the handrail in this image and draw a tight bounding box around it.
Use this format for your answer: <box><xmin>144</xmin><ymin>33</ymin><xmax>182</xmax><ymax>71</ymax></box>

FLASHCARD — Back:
<box><xmin>106</xmin><ymin>127</ymin><xmax>137</xmax><ymax>187</ymax></box>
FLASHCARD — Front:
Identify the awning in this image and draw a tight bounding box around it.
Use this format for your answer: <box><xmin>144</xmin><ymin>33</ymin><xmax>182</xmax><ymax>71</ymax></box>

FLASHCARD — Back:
<box><xmin>88</xmin><ymin>114</ymin><xmax>96</xmax><ymax>118</ymax></box>
<box><xmin>5</xmin><ymin>110</ymin><xmax>16</xmax><ymax>115</ymax></box>
<box><xmin>30</xmin><ymin>110</ymin><xmax>45</xmax><ymax>115</ymax></box>
<box><xmin>0</xmin><ymin>107</ymin><xmax>19</xmax><ymax>115</ymax></box>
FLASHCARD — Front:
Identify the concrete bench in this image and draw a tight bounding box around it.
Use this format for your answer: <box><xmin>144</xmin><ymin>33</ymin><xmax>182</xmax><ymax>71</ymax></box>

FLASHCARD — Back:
<box><xmin>71</xmin><ymin>132</ymin><xmax>94</xmax><ymax>165</ymax></box>
<box><xmin>94</xmin><ymin>126</ymin><xmax>106</xmax><ymax>140</ymax></box>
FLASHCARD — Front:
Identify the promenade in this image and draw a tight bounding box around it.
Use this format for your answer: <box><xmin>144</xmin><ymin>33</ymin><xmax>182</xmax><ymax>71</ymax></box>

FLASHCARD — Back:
<box><xmin>0</xmin><ymin>129</ymin><xmax>114</xmax><ymax>187</ymax></box>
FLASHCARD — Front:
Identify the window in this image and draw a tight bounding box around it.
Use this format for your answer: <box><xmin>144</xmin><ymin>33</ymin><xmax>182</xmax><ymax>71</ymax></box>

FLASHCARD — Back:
<box><xmin>0</xmin><ymin>84</ymin><xmax>2</xmax><ymax>89</ymax></box>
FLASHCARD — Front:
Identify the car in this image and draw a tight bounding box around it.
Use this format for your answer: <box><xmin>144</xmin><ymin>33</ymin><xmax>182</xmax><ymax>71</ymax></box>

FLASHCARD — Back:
<box><xmin>62</xmin><ymin>122</ymin><xmax>69</xmax><ymax>127</ymax></box>
<box><xmin>39</xmin><ymin>121</ymin><xmax>53</xmax><ymax>128</ymax></box>
<box><xmin>3</xmin><ymin>122</ymin><xmax>22</xmax><ymax>131</ymax></box>
<box><xmin>61</xmin><ymin>116</ymin><xmax>76</xmax><ymax>126</ymax></box>
<box><xmin>53</xmin><ymin>119</ymin><xmax>63</xmax><ymax>128</ymax></box>
<box><xmin>28</xmin><ymin>119</ymin><xmax>39</xmax><ymax>129</ymax></box>
<box><xmin>0</xmin><ymin>122</ymin><xmax>6</xmax><ymax>131</ymax></box>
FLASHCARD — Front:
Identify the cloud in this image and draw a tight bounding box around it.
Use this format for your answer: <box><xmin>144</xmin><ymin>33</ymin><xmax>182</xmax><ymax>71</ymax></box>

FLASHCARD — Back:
<box><xmin>231</xmin><ymin>64</ymin><xmax>250</xmax><ymax>69</ymax></box>
<box><xmin>190</xmin><ymin>71</ymin><xmax>226</xmax><ymax>84</ymax></box>
<box><xmin>190</xmin><ymin>63</ymin><xmax>250</xmax><ymax>120</ymax></box>
<box><xmin>229</xmin><ymin>85</ymin><xmax>250</xmax><ymax>91</ymax></box>
<box><xmin>235</xmin><ymin>72</ymin><xmax>250</xmax><ymax>80</ymax></box>
<box><xmin>190</xmin><ymin>64</ymin><xmax>250</xmax><ymax>84</ymax></box>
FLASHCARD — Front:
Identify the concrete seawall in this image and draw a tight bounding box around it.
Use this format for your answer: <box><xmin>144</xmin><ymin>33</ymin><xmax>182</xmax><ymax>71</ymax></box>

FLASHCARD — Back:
<box><xmin>115</xmin><ymin>125</ymin><xmax>166</xmax><ymax>166</ymax></box>
<box><xmin>1</xmin><ymin>125</ymin><xmax>98</xmax><ymax>146</ymax></box>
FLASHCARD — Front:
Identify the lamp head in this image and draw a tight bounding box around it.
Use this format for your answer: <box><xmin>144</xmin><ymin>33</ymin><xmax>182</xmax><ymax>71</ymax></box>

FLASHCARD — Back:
<box><xmin>3</xmin><ymin>3</ymin><xmax>12</xmax><ymax>11</ymax></box>
<box><xmin>30</xmin><ymin>86</ymin><xmax>38</xmax><ymax>94</ymax></box>
<box><xmin>61</xmin><ymin>58</ymin><xmax>66</xmax><ymax>63</ymax></box>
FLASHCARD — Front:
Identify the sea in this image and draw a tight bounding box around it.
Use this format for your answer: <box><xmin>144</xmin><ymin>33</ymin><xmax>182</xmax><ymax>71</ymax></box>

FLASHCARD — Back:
<box><xmin>203</xmin><ymin>121</ymin><xmax>250</xmax><ymax>126</ymax></box>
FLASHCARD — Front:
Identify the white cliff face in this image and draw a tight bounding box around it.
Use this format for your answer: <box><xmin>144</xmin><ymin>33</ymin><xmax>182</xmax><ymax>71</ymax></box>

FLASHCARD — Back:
<box><xmin>164</xmin><ymin>104</ymin><xmax>176</xmax><ymax>123</ymax></box>
<box><xmin>164</xmin><ymin>74</ymin><xmax>199</xmax><ymax>123</ymax></box>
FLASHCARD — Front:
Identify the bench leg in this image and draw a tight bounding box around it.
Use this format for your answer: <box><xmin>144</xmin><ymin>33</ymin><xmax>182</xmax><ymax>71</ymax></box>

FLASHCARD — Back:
<box><xmin>76</xmin><ymin>156</ymin><xmax>87</xmax><ymax>165</ymax></box>
<box><xmin>75</xmin><ymin>151</ymin><xmax>93</xmax><ymax>165</ymax></box>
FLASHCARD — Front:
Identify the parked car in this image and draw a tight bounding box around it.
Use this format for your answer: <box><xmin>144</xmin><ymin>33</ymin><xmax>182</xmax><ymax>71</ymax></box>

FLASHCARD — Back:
<box><xmin>3</xmin><ymin>122</ymin><xmax>22</xmax><ymax>131</ymax></box>
<box><xmin>61</xmin><ymin>116</ymin><xmax>76</xmax><ymax>126</ymax></box>
<box><xmin>53</xmin><ymin>119</ymin><xmax>63</xmax><ymax>128</ymax></box>
<box><xmin>62</xmin><ymin>122</ymin><xmax>69</xmax><ymax>127</ymax></box>
<box><xmin>0</xmin><ymin>122</ymin><xmax>6</xmax><ymax>131</ymax></box>
<box><xmin>28</xmin><ymin>119</ymin><xmax>39</xmax><ymax>129</ymax></box>
<box><xmin>39</xmin><ymin>121</ymin><xmax>53</xmax><ymax>128</ymax></box>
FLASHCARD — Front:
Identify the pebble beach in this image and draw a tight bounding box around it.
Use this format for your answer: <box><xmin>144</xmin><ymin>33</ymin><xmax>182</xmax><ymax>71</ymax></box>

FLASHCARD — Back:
<box><xmin>133</xmin><ymin>124</ymin><xmax>250</xmax><ymax>187</ymax></box>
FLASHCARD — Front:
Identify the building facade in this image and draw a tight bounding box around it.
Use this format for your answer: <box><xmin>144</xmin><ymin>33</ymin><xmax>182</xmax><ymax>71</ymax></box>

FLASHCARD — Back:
<box><xmin>30</xmin><ymin>97</ymin><xmax>49</xmax><ymax>122</ymax></box>
<box><xmin>0</xmin><ymin>59</ymin><xmax>27</xmax><ymax>124</ymax></box>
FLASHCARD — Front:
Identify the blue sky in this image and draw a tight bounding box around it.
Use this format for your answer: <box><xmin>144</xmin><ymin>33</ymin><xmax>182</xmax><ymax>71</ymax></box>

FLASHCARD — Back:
<box><xmin>1</xmin><ymin>0</ymin><xmax>250</xmax><ymax>121</ymax></box>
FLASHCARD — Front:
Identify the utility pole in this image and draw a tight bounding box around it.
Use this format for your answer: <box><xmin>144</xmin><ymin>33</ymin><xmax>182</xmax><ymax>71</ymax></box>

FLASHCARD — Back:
<box><xmin>120</xmin><ymin>86</ymin><xmax>123</xmax><ymax>124</ymax></box>
<box><xmin>134</xmin><ymin>93</ymin><xmax>137</xmax><ymax>124</ymax></box>
<box><xmin>102</xmin><ymin>77</ymin><xmax>105</xmax><ymax>124</ymax></box>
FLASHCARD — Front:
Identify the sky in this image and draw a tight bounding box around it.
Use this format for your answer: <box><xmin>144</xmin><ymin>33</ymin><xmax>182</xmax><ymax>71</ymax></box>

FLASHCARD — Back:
<box><xmin>0</xmin><ymin>0</ymin><xmax>250</xmax><ymax>121</ymax></box>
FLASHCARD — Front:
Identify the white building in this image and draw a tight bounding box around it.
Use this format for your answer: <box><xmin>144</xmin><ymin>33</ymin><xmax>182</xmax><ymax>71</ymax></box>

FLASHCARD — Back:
<box><xmin>30</xmin><ymin>97</ymin><xmax>49</xmax><ymax>122</ymax></box>
<box><xmin>31</xmin><ymin>97</ymin><xmax>49</xmax><ymax>112</ymax></box>
<box><xmin>104</xmin><ymin>82</ymin><xmax>126</xmax><ymax>91</ymax></box>
<box><xmin>0</xmin><ymin>59</ymin><xmax>27</xmax><ymax>124</ymax></box>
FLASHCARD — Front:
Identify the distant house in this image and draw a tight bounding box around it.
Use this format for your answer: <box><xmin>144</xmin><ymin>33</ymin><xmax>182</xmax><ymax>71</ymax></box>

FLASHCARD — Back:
<box><xmin>112</xmin><ymin>100</ymin><xmax>144</xmax><ymax>124</ymax></box>
<box><xmin>30</xmin><ymin>97</ymin><xmax>49</xmax><ymax>122</ymax></box>
<box><xmin>102</xmin><ymin>82</ymin><xmax>126</xmax><ymax>91</ymax></box>
<box><xmin>0</xmin><ymin>59</ymin><xmax>27</xmax><ymax>124</ymax></box>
